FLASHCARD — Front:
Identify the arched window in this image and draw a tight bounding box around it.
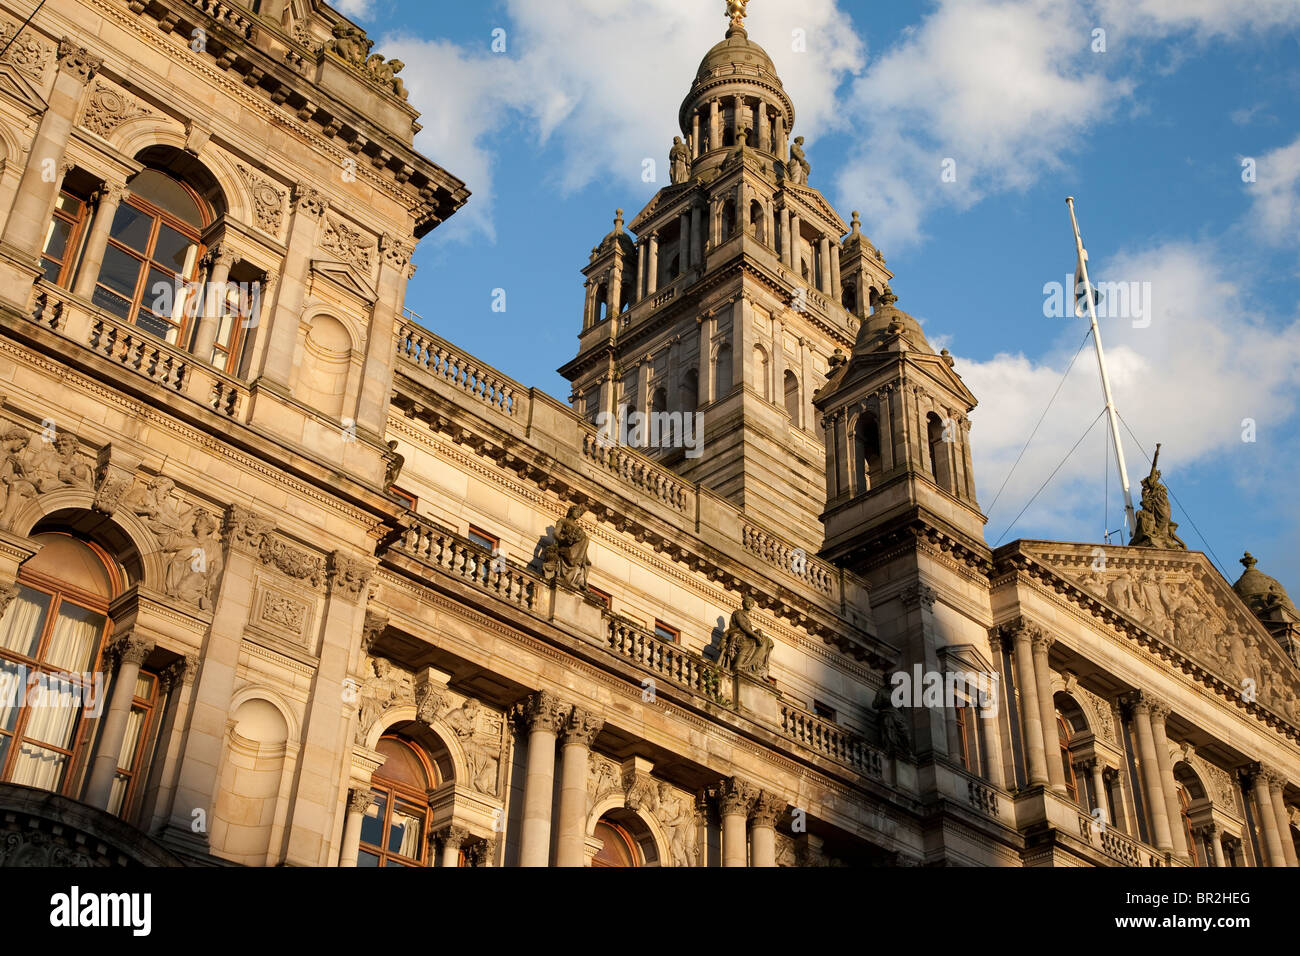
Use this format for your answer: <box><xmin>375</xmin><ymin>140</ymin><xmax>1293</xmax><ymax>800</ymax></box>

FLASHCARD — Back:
<box><xmin>1057</xmin><ymin>715</ymin><xmax>1079</xmax><ymax>803</ymax></box>
<box><xmin>713</xmin><ymin>344</ymin><xmax>732</xmax><ymax>401</ymax></box>
<box><xmin>1174</xmin><ymin>765</ymin><xmax>1206</xmax><ymax>866</ymax></box>
<box><xmin>954</xmin><ymin>704</ymin><xmax>972</xmax><ymax>770</ymax></box>
<box><xmin>358</xmin><ymin>736</ymin><xmax>435</xmax><ymax>867</ymax></box>
<box><xmin>854</xmin><ymin>412</ymin><xmax>881</xmax><ymax>493</ymax></box>
<box><xmin>595</xmin><ymin>284</ymin><xmax>609</xmax><ymax>323</ymax></box>
<box><xmin>593</xmin><ymin>818</ymin><xmax>641</xmax><ymax>867</ymax></box>
<box><xmin>748</xmin><ymin>200</ymin><xmax>765</xmax><ymax>244</ymax></box>
<box><xmin>721</xmin><ymin>199</ymin><xmax>736</xmax><ymax>242</ymax></box>
<box><xmin>0</xmin><ymin>534</ymin><xmax>128</xmax><ymax>799</ymax></box>
<box><xmin>783</xmin><ymin>370</ymin><xmax>800</xmax><ymax>423</ymax></box>
<box><xmin>753</xmin><ymin>345</ymin><xmax>770</xmax><ymax>401</ymax></box>
<box><xmin>926</xmin><ymin>412</ymin><xmax>949</xmax><ymax>488</ymax></box>
<box><xmin>842</xmin><ymin>281</ymin><xmax>857</xmax><ymax>313</ymax></box>
<box><xmin>92</xmin><ymin>168</ymin><xmax>209</xmax><ymax>346</ymax></box>
<box><xmin>1176</xmin><ymin>783</ymin><xmax>1201</xmax><ymax>866</ymax></box>
<box><xmin>681</xmin><ymin>368</ymin><xmax>699</xmax><ymax>412</ymax></box>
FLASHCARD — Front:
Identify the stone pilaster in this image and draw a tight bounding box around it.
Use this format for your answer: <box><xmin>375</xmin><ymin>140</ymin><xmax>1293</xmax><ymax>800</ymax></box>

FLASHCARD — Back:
<box><xmin>555</xmin><ymin>705</ymin><xmax>603</xmax><ymax>867</ymax></box>
<box><xmin>513</xmin><ymin>690</ymin><xmax>566</xmax><ymax>866</ymax></box>
<box><xmin>718</xmin><ymin>776</ymin><xmax>755</xmax><ymax>868</ymax></box>
<box><xmin>84</xmin><ymin>633</ymin><xmax>154</xmax><ymax>809</ymax></box>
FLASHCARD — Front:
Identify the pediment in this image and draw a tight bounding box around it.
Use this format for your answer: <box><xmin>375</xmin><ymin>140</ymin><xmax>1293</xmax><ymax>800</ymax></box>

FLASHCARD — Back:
<box><xmin>309</xmin><ymin>258</ymin><xmax>376</xmax><ymax>303</ymax></box>
<box><xmin>1018</xmin><ymin>541</ymin><xmax>1300</xmax><ymax>730</ymax></box>
<box><xmin>0</xmin><ymin>61</ymin><xmax>46</xmax><ymax>113</ymax></box>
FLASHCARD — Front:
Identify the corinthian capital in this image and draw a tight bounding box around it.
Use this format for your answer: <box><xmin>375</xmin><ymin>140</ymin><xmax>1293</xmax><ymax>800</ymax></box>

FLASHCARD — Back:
<box><xmin>750</xmin><ymin>790</ymin><xmax>786</xmax><ymax>827</ymax></box>
<box><xmin>560</xmin><ymin>706</ymin><xmax>604</xmax><ymax>748</ymax></box>
<box><xmin>107</xmin><ymin>633</ymin><xmax>154</xmax><ymax>669</ymax></box>
<box><xmin>717</xmin><ymin>776</ymin><xmax>756</xmax><ymax>817</ymax></box>
<box><xmin>899</xmin><ymin>583</ymin><xmax>937</xmax><ymax>611</ymax></box>
<box><xmin>348</xmin><ymin>788</ymin><xmax>374</xmax><ymax>814</ymax></box>
<box><xmin>57</xmin><ymin>38</ymin><xmax>101</xmax><ymax>83</ymax></box>
<box><xmin>514</xmin><ymin>690</ymin><xmax>567</xmax><ymax>735</ymax></box>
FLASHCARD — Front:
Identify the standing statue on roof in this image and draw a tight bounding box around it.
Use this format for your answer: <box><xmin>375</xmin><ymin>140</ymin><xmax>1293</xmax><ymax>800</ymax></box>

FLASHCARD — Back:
<box><xmin>1129</xmin><ymin>444</ymin><xmax>1187</xmax><ymax>550</ymax></box>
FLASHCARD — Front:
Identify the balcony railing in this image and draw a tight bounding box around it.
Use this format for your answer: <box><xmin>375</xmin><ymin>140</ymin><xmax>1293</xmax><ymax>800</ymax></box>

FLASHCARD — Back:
<box><xmin>779</xmin><ymin>700</ymin><xmax>884</xmax><ymax>778</ymax></box>
<box><xmin>27</xmin><ymin>282</ymin><xmax>248</xmax><ymax>420</ymax></box>
<box><xmin>742</xmin><ymin>523</ymin><xmax>834</xmax><ymax>594</ymax></box>
<box><xmin>393</xmin><ymin>517</ymin><xmax>538</xmax><ymax>611</ymax></box>
<box><xmin>396</xmin><ymin>323</ymin><xmax>523</xmax><ymax>419</ymax></box>
<box><xmin>605</xmin><ymin>615</ymin><xmax>727</xmax><ymax>703</ymax></box>
<box><xmin>579</xmin><ymin>428</ymin><xmax>690</xmax><ymax>512</ymax></box>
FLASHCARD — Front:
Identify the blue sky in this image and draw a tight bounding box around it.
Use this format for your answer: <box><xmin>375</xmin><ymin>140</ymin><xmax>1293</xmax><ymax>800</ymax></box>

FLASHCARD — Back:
<box><xmin>342</xmin><ymin>0</ymin><xmax>1300</xmax><ymax>592</ymax></box>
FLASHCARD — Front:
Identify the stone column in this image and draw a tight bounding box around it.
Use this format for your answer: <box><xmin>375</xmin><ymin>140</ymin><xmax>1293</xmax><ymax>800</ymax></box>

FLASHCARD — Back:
<box><xmin>1266</xmin><ymin>770</ymin><xmax>1297</xmax><ymax>867</ymax></box>
<box><xmin>192</xmin><ymin>244</ymin><xmax>236</xmax><ymax>362</ymax></box>
<box><xmin>71</xmin><ymin>183</ymin><xmax>125</xmax><ymax>298</ymax></box>
<box><xmin>770</xmin><ymin>316</ymin><xmax>785</xmax><ymax>404</ymax></box>
<box><xmin>1206</xmin><ymin>823</ymin><xmax>1227</xmax><ymax>867</ymax></box>
<box><xmin>732</xmin><ymin>296</ymin><xmax>749</xmax><ymax>391</ymax></box>
<box><xmin>690</xmin><ymin>204</ymin><xmax>703</xmax><ymax>267</ymax></box>
<box><xmin>691</xmin><ymin>111</ymin><xmax>700</xmax><ymax>157</ymax></box>
<box><xmin>1129</xmin><ymin>694</ymin><xmax>1174</xmax><ymax>853</ymax></box>
<box><xmin>646</xmin><ymin>235</ymin><xmax>659</xmax><ymax>296</ymax></box>
<box><xmin>829</xmin><ymin>239</ymin><xmax>842</xmax><ymax>300</ymax></box>
<box><xmin>1007</xmin><ymin>622</ymin><xmax>1049</xmax><ymax>787</ymax></box>
<box><xmin>436</xmin><ymin>824</ymin><xmax>470</xmax><ymax>868</ymax></box>
<box><xmin>0</xmin><ymin>40</ymin><xmax>100</xmax><ymax>266</ymax></box>
<box><xmin>1147</xmin><ymin>701</ymin><xmax>1190</xmax><ymax>861</ymax></box>
<box><xmin>678</xmin><ymin>211</ymin><xmax>691</xmax><ymax>271</ymax></box>
<box><xmin>776</xmin><ymin>115</ymin><xmax>787</xmax><ymax>160</ymax></box>
<box><xmin>85</xmin><ymin>634</ymin><xmax>154</xmax><ymax>810</ymax></box>
<box><xmin>731</xmin><ymin>95</ymin><xmax>743</xmax><ymax>142</ymax></box>
<box><xmin>516</xmin><ymin>690</ymin><xmax>565</xmax><ymax>867</ymax></box>
<box><xmin>817</xmin><ymin>236</ymin><xmax>831</xmax><ymax>294</ymax></box>
<box><xmin>1249</xmin><ymin>766</ymin><xmax>1288</xmax><ymax>867</ymax></box>
<box><xmin>709</xmin><ymin>99</ymin><xmax>720</xmax><ymax>150</ymax></box>
<box><xmin>698</xmin><ymin>311</ymin><xmax>715</xmax><ymax>404</ymax></box>
<box><xmin>779</xmin><ymin>208</ymin><xmax>791</xmax><ymax>266</ymax></box>
<box><xmin>259</xmin><ymin>184</ymin><xmax>327</xmax><ymax>388</ymax></box>
<box><xmin>137</xmin><ymin>655</ymin><xmax>200</xmax><ymax>835</ymax></box>
<box><xmin>718</xmin><ymin>777</ymin><xmax>754</xmax><ymax>867</ymax></box>
<box><xmin>789</xmin><ymin>215</ymin><xmax>801</xmax><ymax>275</ymax></box>
<box><xmin>757</xmin><ymin>105</ymin><xmax>771</xmax><ymax>152</ymax></box>
<box><xmin>1088</xmin><ymin>759</ymin><xmax>1108</xmax><ymax>825</ymax></box>
<box><xmin>980</xmin><ymin>634</ymin><xmax>1007</xmax><ymax>789</ymax></box>
<box><xmin>635</xmin><ymin>242</ymin><xmax>646</xmax><ymax>301</ymax></box>
<box><xmin>750</xmin><ymin>791</ymin><xmax>783</xmax><ymax>867</ymax></box>
<box><xmin>1106</xmin><ymin>765</ymin><xmax>1135</xmax><ymax>835</ymax></box>
<box><xmin>338</xmin><ymin>787</ymin><xmax>372</xmax><ymax>867</ymax></box>
<box><xmin>1030</xmin><ymin>629</ymin><xmax>1066</xmax><ymax>793</ymax></box>
<box><xmin>555</xmin><ymin>706</ymin><xmax>603</xmax><ymax>867</ymax></box>
<box><xmin>356</xmin><ymin>237</ymin><xmax>414</xmax><ymax>433</ymax></box>
<box><xmin>609</xmin><ymin>260</ymin><xmax>623</xmax><ymax>318</ymax></box>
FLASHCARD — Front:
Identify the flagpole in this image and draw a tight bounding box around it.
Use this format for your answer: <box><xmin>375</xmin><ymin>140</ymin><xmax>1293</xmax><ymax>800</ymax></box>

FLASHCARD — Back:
<box><xmin>1067</xmin><ymin>197</ymin><xmax>1137</xmax><ymax>537</ymax></box>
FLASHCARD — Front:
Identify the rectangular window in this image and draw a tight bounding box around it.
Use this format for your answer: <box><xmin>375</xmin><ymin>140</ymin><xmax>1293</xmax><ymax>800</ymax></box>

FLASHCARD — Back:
<box><xmin>41</xmin><ymin>190</ymin><xmax>90</xmax><ymax>287</ymax></box>
<box><xmin>587</xmin><ymin>586</ymin><xmax>612</xmax><ymax>609</ymax></box>
<box><xmin>389</xmin><ymin>486</ymin><xmax>417</xmax><ymax>511</ymax></box>
<box><xmin>654</xmin><ymin>620</ymin><xmax>679</xmax><ymax>644</ymax></box>
<box><xmin>107</xmin><ymin>670</ymin><xmax>159</xmax><ymax>819</ymax></box>
<box><xmin>812</xmin><ymin>699</ymin><xmax>836</xmax><ymax>721</ymax></box>
<box><xmin>466</xmin><ymin>526</ymin><xmax>497</xmax><ymax>553</ymax></box>
<box><xmin>207</xmin><ymin>280</ymin><xmax>259</xmax><ymax>376</ymax></box>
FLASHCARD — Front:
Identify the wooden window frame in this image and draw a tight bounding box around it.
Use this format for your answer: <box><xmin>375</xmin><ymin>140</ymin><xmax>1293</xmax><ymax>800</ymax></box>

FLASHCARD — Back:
<box><xmin>653</xmin><ymin>620</ymin><xmax>679</xmax><ymax>644</ymax></box>
<box><xmin>812</xmin><ymin>698</ymin><xmax>837</xmax><ymax>722</ymax></box>
<box><xmin>587</xmin><ymin>586</ymin><xmax>612</xmax><ymax>609</ymax></box>
<box><xmin>466</xmin><ymin>525</ymin><xmax>498</xmax><ymax>553</ymax></box>
<box><xmin>357</xmin><ymin>736</ymin><xmax>435</xmax><ymax>868</ymax></box>
<box><xmin>0</xmin><ymin>538</ymin><xmax>121</xmax><ymax>798</ymax></box>
<box><xmin>94</xmin><ymin>178</ymin><xmax>208</xmax><ymax>347</ymax></box>
<box><xmin>41</xmin><ymin>189</ymin><xmax>91</xmax><ymax>288</ymax></box>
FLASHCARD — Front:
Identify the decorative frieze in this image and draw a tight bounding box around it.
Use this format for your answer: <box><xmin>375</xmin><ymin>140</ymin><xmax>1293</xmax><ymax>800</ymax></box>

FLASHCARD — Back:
<box><xmin>322</xmin><ymin>216</ymin><xmax>374</xmax><ymax>273</ymax></box>
<box><xmin>81</xmin><ymin>80</ymin><xmax>150</xmax><ymax>138</ymax></box>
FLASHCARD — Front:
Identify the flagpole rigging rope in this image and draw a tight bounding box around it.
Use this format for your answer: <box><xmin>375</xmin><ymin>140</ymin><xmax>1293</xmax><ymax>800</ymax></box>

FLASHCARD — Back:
<box><xmin>994</xmin><ymin>407</ymin><xmax>1108</xmax><ymax>547</ymax></box>
<box><xmin>984</xmin><ymin>327</ymin><xmax>1095</xmax><ymax>518</ymax></box>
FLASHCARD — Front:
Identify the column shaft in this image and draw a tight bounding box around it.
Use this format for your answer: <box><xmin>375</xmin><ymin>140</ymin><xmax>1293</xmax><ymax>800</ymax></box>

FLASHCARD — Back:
<box><xmin>1010</xmin><ymin>627</ymin><xmax>1049</xmax><ymax>786</ymax></box>
<box><xmin>1268</xmin><ymin>780</ymin><xmax>1297</xmax><ymax>866</ymax></box>
<box><xmin>1030</xmin><ymin>635</ymin><xmax>1065</xmax><ymax>792</ymax></box>
<box><xmin>1148</xmin><ymin>708</ymin><xmax>1190</xmax><ymax>861</ymax></box>
<box><xmin>1132</xmin><ymin>704</ymin><xmax>1174</xmax><ymax>852</ymax></box>
<box><xmin>85</xmin><ymin>637</ymin><xmax>152</xmax><ymax>810</ymax></box>
<box><xmin>71</xmin><ymin>185</ymin><xmax>124</xmax><ymax>298</ymax></box>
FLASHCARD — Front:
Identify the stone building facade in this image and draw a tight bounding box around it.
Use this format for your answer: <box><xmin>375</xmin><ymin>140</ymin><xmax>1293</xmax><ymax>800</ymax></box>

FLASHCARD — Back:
<box><xmin>0</xmin><ymin>0</ymin><xmax>1295</xmax><ymax>868</ymax></box>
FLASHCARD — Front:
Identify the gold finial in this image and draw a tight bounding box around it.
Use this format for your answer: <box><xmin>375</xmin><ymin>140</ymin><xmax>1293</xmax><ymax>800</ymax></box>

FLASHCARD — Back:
<box><xmin>726</xmin><ymin>0</ymin><xmax>749</xmax><ymax>33</ymax></box>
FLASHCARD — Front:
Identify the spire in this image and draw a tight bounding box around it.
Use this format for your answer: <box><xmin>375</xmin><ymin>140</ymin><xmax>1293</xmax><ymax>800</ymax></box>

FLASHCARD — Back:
<box><xmin>613</xmin><ymin>208</ymin><xmax>624</xmax><ymax>233</ymax></box>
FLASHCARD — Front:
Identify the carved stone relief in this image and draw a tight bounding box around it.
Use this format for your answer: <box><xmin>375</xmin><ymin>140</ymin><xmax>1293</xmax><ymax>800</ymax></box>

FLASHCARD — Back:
<box><xmin>81</xmin><ymin>80</ymin><xmax>150</xmax><ymax>138</ymax></box>
<box><xmin>321</xmin><ymin>216</ymin><xmax>374</xmax><ymax>273</ymax></box>
<box><xmin>236</xmin><ymin>164</ymin><xmax>286</xmax><ymax>234</ymax></box>
<box><xmin>0</xmin><ymin>21</ymin><xmax>52</xmax><ymax>78</ymax></box>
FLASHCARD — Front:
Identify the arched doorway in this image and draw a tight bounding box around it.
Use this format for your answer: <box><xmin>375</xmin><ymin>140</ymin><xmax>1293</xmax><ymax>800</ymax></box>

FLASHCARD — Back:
<box><xmin>357</xmin><ymin>735</ymin><xmax>438</xmax><ymax>867</ymax></box>
<box><xmin>590</xmin><ymin>807</ymin><xmax>660</xmax><ymax>867</ymax></box>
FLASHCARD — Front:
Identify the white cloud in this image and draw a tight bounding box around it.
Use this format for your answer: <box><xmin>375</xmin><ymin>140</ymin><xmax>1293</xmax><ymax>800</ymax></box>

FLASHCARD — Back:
<box><xmin>381</xmin><ymin>0</ymin><xmax>864</xmax><ymax>240</ymax></box>
<box><xmin>961</xmin><ymin>241</ymin><xmax>1300</xmax><ymax>544</ymax></box>
<box><xmin>1247</xmin><ymin>134</ymin><xmax>1300</xmax><ymax>246</ymax></box>
<box><xmin>333</xmin><ymin>0</ymin><xmax>372</xmax><ymax>20</ymax></box>
<box><xmin>835</xmin><ymin>0</ymin><xmax>1131</xmax><ymax>249</ymax></box>
<box><xmin>1095</xmin><ymin>0</ymin><xmax>1300</xmax><ymax>40</ymax></box>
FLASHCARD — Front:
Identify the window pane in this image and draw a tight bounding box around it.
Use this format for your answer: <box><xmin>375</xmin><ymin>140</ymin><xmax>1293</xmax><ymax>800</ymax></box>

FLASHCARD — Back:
<box><xmin>135</xmin><ymin>309</ymin><xmax>175</xmax><ymax>343</ymax></box>
<box><xmin>356</xmin><ymin>850</ymin><xmax>380</xmax><ymax>867</ymax></box>
<box><xmin>109</xmin><ymin>204</ymin><xmax>153</xmax><ymax>253</ymax></box>
<box><xmin>128</xmin><ymin>170</ymin><xmax>203</xmax><ymax>228</ymax></box>
<box><xmin>98</xmin><ymin>245</ymin><xmax>143</xmax><ymax>297</ymax></box>
<box><xmin>134</xmin><ymin>672</ymin><xmax>155</xmax><ymax>699</ymax></box>
<box><xmin>40</xmin><ymin>258</ymin><xmax>62</xmax><ymax>283</ymax></box>
<box><xmin>359</xmin><ymin>791</ymin><xmax>386</xmax><ymax>847</ymax></box>
<box><xmin>0</xmin><ymin>660</ymin><xmax>24</xmax><ymax>732</ymax></box>
<box><xmin>92</xmin><ymin>287</ymin><xmax>132</xmax><ymax>320</ymax></box>
<box><xmin>18</xmin><ymin>678</ymin><xmax>80</xmax><ymax>748</ymax></box>
<box><xmin>8</xmin><ymin>741</ymin><xmax>67</xmax><ymax>791</ymax></box>
<box><xmin>0</xmin><ymin>586</ymin><xmax>51</xmax><ymax>659</ymax></box>
<box><xmin>107</xmin><ymin>771</ymin><xmax>129</xmax><ymax>816</ymax></box>
<box><xmin>153</xmin><ymin>225</ymin><xmax>196</xmax><ymax>274</ymax></box>
<box><xmin>144</xmin><ymin>268</ymin><xmax>180</xmax><ymax>317</ymax></box>
<box><xmin>54</xmin><ymin>193</ymin><xmax>83</xmax><ymax>215</ymax></box>
<box><xmin>42</xmin><ymin>218</ymin><xmax>71</xmax><ymax>259</ymax></box>
<box><xmin>44</xmin><ymin>602</ymin><xmax>105</xmax><ymax>672</ymax></box>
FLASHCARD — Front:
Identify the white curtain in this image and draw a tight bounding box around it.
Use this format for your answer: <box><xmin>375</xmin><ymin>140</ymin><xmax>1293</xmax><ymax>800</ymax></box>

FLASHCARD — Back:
<box><xmin>392</xmin><ymin>805</ymin><xmax>423</xmax><ymax>859</ymax></box>
<box><xmin>44</xmin><ymin>604</ymin><xmax>104</xmax><ymax>673</ymax></box>
<box><xmin>0</xmin><ymin>588</ymin><xmax>49</xmax><ymax>658</ymax></box>
<box><xmin>0</xmin><ymin>660</ymin><xmax>23</xmax><ymax>733</ymax></box>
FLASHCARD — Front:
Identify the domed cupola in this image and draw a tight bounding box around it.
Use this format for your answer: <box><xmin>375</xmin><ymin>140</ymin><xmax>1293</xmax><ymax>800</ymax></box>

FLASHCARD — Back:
<box><xmin>1234</xmin><ymin>552</ymin><xmax>1300</xmax><ymax>625</ymax></box>
<box><xmin>851</xmin><ymin>287</ymin><xmax>935</xmax><ymax>356</ymax></box>
<box><xmin>676</xmin><ymin>3</ymin><xmax>796</xmax><ymax>182</ymax></box>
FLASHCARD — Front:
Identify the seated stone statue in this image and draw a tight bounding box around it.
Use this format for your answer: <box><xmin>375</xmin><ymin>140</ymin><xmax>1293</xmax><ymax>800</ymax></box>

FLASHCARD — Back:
<box><xmin>543</xmin><ymin>506</ymin><xmax>591</xmax><ymax>590</ymax></box>
<box><xmin>719</xmin><ymin>595</ymin><xmax>773</xmax><ymax>679</ymax></box>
